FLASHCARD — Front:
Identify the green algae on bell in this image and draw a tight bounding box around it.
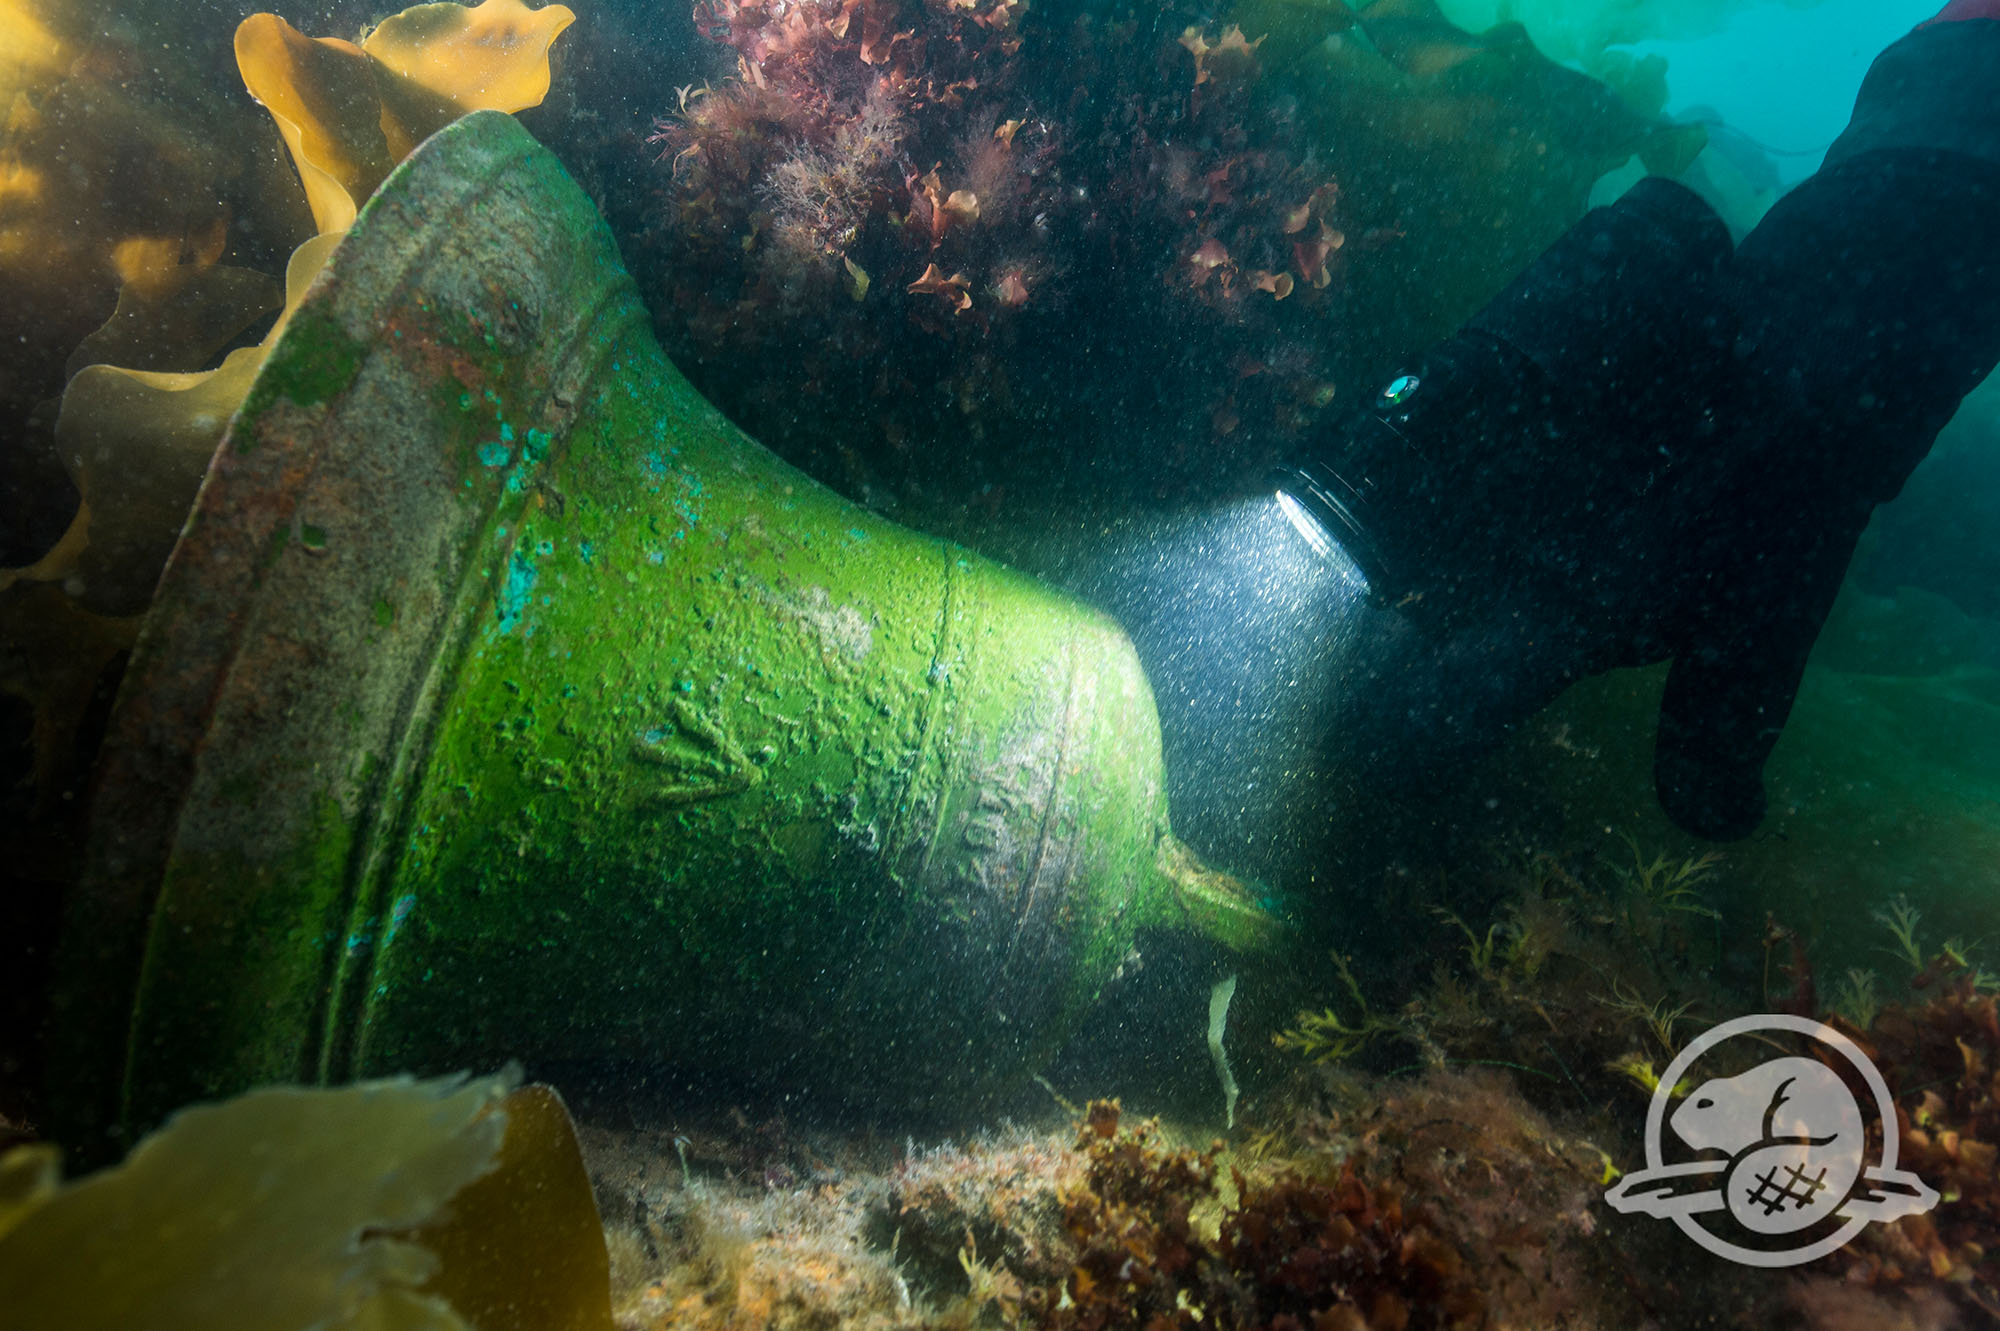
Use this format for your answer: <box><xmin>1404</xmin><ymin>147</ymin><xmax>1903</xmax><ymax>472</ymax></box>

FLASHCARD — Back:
<box><xmin>53</xmin><ymin>109</ymin><xmax>1282</xmax><ymax>1144</ymax></box>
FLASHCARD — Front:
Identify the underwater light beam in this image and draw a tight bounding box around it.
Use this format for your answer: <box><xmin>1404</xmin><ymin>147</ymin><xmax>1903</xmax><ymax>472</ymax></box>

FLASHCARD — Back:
<box><xmin>1011</xmin><ymin>494</ymin><xmax>1379</xmax><ymax>882</ymax></box>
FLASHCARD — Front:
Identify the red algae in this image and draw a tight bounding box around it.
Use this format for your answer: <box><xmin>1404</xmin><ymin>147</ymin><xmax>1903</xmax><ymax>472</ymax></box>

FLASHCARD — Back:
<box><xmin>1796</xmin><ymin>981</ymin><xmax>2000</xmax><ymax>1324</ymax></box>
<box><xmin>579</xmin><ymin>1073</ymin><xmax>1649</xmax><ymax>1331</ymax></box>
<box><xmin>641</xmin><ymin>0</ymin><xmax>1348</xmax><ymax>505</ymax></box>
<box><xmin>631</xmin><ymin>0</ymin><xmax>1697</xmax><ymax>513</ymax></box>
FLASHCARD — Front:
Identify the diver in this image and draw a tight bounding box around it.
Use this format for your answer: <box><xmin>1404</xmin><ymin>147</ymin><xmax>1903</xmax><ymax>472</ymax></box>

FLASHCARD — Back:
<box><xmin>1272</xmin><ymin>2</ymin><xmax>2000</xmax><ymax>841</ymax></box>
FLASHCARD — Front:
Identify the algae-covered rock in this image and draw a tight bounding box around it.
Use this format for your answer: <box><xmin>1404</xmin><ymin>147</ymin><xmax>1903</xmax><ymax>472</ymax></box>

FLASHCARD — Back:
<box><xmin>1237</xmin><ymin>0</ymin><xmax>1706</xmax><ymax>359</ymax></box>
<box><xmin>0</xmin><ymin>1074</ymin><xmax>613</xmax><ymax>1331</ymax></box>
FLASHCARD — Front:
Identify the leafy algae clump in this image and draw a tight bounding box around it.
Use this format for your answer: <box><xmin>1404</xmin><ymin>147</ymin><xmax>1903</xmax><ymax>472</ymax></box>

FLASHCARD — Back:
<box><xmin>0</xmin><ymin>1074</ymin><xmax>613</xmax><ymax>1331</ymax></box>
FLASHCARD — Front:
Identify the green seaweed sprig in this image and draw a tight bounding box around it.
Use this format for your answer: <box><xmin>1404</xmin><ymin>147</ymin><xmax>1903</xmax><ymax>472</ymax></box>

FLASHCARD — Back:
<box><xmin>1876</xmin><ymin>895</ymin><xmax>1926</xmax><ymax>973</ymax></box>
<box><xmin>1831</xmin><ymin>968</ymin><xmax>1881</xmax><ymax>1031</ymax></box>
<box><xmin>1595</xmin><ymin>982</ymin><xmax>1694</xmax><ymax>1056</ymax></box>
<box><xmin>1611</xmin><ymin>832</ymin><xmax>1721</xmax><ymax>920</ymax></box>
<box><xmin>1272</xmin><ymin>953</ymin><xmax>1405</xmax><ymax>1064</ymax></box>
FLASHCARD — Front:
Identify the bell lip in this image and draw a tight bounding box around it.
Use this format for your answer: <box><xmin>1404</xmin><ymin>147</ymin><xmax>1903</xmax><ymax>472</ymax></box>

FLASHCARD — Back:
<box><xmin>54</xmin><ymin>111</ymin><xmax>603</xmax><ymax>1150</ymax></box>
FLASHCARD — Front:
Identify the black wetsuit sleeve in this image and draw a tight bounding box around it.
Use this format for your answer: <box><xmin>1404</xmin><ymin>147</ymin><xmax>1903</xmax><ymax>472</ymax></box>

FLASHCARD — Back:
<box><xmin>1651</xmin><ymin>20</ymin><xmax>2000</xmax><ymax>840</ymax></box>
<box><xmin>1654</xmin><ymin>517</ymin><xmax>1862</xmax><ymax>842</ymax></box>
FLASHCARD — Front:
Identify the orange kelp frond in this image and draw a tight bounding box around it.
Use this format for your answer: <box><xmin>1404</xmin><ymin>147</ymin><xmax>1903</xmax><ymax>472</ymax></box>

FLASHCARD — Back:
<box><xmin>363</xmin><ymin>0</ymin><xmax>577</xmax><ymax>113</ymax></box>
<box><xmin>234</xmin><ymin>14</ymin><xmax>392</xmax><ymax>235</ymax></box>
<box><xmin>236</xmin><ymin>1</ymin><xmax>576</xmax><ymax>234</ymax></box>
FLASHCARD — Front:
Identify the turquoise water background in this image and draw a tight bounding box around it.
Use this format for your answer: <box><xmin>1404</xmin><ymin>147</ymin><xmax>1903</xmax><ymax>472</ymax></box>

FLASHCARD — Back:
<box><xmin>1632</xmin><ymin>0</ymin><xmax>1945</xmax><ymax>181</ymax></box>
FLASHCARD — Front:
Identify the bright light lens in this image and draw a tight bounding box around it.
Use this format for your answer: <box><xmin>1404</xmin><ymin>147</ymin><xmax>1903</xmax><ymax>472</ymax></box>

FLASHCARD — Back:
<box><xmin>1273</xmin><ymin>489</ymin><xmax>1370</xmax><ymax>595</ymax></box>
<box><xmin>1275</xmin><ymin>489</ymin><xmax>1333</xmax><ymax>557</ymax></box>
